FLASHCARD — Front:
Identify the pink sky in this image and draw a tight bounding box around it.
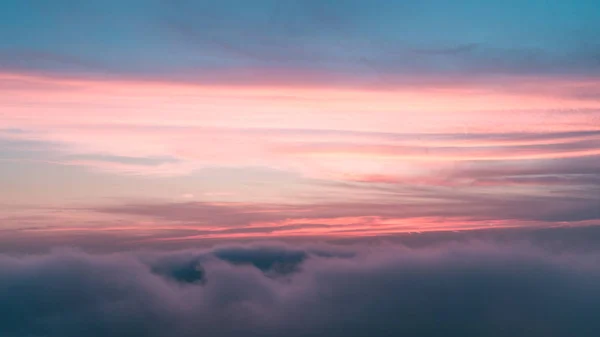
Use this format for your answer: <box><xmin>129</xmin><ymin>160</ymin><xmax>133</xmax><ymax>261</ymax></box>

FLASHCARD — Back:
<box><xmin>1</xmin><ymin>71</ymin><xmax>599</xmax><ymax>246</ymax></box>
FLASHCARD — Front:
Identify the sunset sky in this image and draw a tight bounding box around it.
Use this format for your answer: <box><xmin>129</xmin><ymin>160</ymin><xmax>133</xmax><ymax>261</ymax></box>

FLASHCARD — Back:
<box><xmin>4</xmin><ymin>1</ymin><xmax>600</xmax><ymax>336</ymax></box>
<box><xmin>1</xmin><ymin>0</ymin><xmax>599</xmax><ymax>250</ymax></box>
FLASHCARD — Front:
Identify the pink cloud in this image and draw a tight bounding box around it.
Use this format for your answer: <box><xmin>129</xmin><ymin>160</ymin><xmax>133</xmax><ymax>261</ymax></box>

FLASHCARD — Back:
<box><xmin>1</xmin><ymin>71</ymin><xmax>599</xmax><ymax>215</ymax></box>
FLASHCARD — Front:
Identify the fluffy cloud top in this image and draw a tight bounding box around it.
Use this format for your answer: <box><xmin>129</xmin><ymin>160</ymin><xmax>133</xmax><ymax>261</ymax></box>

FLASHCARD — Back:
<box><xmin>2</xmin><ymin>242</ymin><xmax>600</xmax><ymax>337</ymax></box>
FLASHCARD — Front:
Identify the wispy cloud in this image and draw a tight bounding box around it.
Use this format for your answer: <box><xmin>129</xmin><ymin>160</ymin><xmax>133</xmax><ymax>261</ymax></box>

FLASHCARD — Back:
<box><xmin>1</xmin><ymin>0</ymin><xmax>599</xmax><ymax>239</ymax></box>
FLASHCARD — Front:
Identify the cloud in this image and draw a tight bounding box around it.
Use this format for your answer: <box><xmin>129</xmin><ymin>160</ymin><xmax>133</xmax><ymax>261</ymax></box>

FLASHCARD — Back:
<box><xmin>4</xmin><ymin>181</ymin><xmax>596</xmax><ymax>247</ymax></box>
<box><xmin>276</xmin><ymin>136</ymin><xmax>600</xmax><ymax>161</ymax></box>
<box><xmin>90</xmin><ymin>185</ymin><xmax>600</xmax><ymax>227</ymax></box>
<box><xmin>2</xmin><ymin>241</ymin><xmax>600</xmax><ymax>337</ymax></box>
<box><xmin>1</xmin><ymin>1</ymin><xmax>599</xmax><ymax>246</ymax></box>
<box><xmin>412</xmin><ymin>43</ymin><xmax>481</xmax><ymax>56</ymax></box>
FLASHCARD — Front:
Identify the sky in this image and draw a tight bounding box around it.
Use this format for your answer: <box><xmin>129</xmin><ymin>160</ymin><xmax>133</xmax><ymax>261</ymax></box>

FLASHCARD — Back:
<box><xmin>2</xmin><ymin>1</ymin><xmax>600</xmax><ymax>336</ymax></box>
<box><xmin>1</xmin><ymin>0</ymin><xmax>600</xmax><ymax>249</ymax></box>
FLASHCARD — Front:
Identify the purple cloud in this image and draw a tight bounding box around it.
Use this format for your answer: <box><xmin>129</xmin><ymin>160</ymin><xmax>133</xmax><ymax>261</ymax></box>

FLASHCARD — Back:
<box><xmin>2</xmin><ymin>241</ymin><xmax>600</xmax><ymax>336</ymax></box>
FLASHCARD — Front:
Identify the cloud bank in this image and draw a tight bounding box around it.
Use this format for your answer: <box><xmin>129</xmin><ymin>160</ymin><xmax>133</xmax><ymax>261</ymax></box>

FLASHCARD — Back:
<box><xmin>2</xmin><ymin>242</ymin><xmax>600</xmax><ymax>337</ymax></box>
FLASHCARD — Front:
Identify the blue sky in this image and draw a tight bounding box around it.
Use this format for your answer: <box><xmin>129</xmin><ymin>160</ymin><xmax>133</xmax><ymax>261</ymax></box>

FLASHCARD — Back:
<box><xmin>2</xmin><ymin>0</ymin><xmax>600</xmax><ymax>78</ymax></box>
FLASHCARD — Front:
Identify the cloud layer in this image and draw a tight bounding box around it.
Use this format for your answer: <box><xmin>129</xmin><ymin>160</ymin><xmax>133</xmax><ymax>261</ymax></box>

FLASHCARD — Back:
<box><xmin>2</xmin><ymin>242</ymin><xmax>600</xmax><ymax>337</ymax></box>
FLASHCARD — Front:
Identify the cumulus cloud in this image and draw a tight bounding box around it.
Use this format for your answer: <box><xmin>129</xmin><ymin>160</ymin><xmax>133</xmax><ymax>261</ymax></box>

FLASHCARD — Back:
<box><xmin>2</xmin><ymin>241</ymin><xmax>600</xmax><ymax>337</ymax></box>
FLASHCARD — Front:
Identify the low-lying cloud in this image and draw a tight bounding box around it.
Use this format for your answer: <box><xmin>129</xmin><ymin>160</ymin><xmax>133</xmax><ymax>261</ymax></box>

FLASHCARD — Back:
<box><xmin>1</xmin><ymin>241</ymin><xmax>600</xmax><ymax>337</ymax></box>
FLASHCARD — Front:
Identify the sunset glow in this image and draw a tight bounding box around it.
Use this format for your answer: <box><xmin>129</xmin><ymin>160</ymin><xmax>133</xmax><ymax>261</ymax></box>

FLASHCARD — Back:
<box><xmin>3</xmin><ymin>1</ymin><xmax>600</xmax><ymax>336</ymax></box>
<box><xmin>0</xmin><ymin>0</ymin><xmax>598</xmax><ymax>247</ymax></box>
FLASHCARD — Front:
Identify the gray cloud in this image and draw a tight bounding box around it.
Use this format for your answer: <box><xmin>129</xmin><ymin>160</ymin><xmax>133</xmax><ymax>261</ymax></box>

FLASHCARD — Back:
<box><xmin>2</xmin><ymin>241</ymin><xmax>600</xmax><ymax>337</ymax></box>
